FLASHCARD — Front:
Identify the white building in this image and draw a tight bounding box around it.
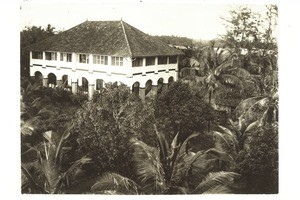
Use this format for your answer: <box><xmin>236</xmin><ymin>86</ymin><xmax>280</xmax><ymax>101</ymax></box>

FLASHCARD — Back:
<box><xmin>29</xmin><ymin>20</ymin><xmax>183</xmax><ymax>100</ymax></box>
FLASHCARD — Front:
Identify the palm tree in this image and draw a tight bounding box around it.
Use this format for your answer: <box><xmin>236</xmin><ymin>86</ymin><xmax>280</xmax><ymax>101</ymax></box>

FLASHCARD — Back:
<box><xmin>91</xmin><ymin>126</ymin><xmax>239</xmax><ymax>194</ymax></box>
<box><xmin>21</xmin><ymin>126</ymin><xmax>91</xmax><ymax>194</ymax></box>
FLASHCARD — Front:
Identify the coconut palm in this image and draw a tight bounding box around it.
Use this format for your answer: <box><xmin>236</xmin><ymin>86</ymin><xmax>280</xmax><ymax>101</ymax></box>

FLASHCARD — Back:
<box><xmin>91</xmin><ymin>127</ymin><xmax>239</xmax><ymax>194</ymax></box>
<box><xmin>21</xmin><ymin>126</ymin><xmax>92</xmax><ymax>194</ymax></box>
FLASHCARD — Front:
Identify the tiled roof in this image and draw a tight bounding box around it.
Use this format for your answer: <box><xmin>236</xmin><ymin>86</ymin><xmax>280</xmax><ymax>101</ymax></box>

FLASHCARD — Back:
<box><xmin>28</xmin><ymin>20</ymin><xmax>183</xmax><ymax>58</ymax></box>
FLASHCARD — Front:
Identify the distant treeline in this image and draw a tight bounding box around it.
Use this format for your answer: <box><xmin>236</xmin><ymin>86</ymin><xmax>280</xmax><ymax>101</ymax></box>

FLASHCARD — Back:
<box><xmin>153</xmin><ymin>35</ymin><xmax>227</xmax><ymax>49</ymax></box>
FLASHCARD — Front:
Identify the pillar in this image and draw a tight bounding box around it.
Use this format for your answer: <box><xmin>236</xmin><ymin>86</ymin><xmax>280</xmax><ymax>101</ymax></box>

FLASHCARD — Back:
<box><xmin>139</xmin><ymin>87</ymin><xmax>145</xmax><ymax>101</ymax></box>
<box><xmin>43</xmin><ymin>78</ymin><xmax>48</xmax><ymax>87</ymax></box>
<box><xmin>57</xmin><ymin>79</ymin><xmax>63</xmax><ymax>87</ymax></box>
<box><xmin>88</xmin><ymin>84</ymin><xmax>95</xmax><ymax>100</ymax></box>
<box><xmin>72</xmin><ymin>82</ymin><xmax>78</xmax><ymax>93</ymax></box>
<box><xmin>78</xmin><ymin>78</ymin><xmax>82</xmax><ymax>86</ymax></box>
<box><xmin>162</xmin><ymin>83</ymin><xmax>168</xmax><ymax>92</ymax></box>
<box><xmin>151</xmin><ymin>85</ymin><xmax>158</xmax><ymax>97</ymax></box>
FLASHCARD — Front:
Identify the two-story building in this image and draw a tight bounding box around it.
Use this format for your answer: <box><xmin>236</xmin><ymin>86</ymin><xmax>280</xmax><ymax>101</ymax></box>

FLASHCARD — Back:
<box><xmin>28</xmin><ymin>20</ymin><xmax>183</xmax><ymax>100</ymax></box>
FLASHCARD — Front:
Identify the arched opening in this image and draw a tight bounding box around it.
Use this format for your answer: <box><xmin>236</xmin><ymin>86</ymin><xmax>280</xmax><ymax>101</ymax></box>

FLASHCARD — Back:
<box><xmin>80</xmin><ymin>77</ymin><xmax>89</xmax><ymax>93</ymax></box>
<box><xmin>62</xmin><ymin>75</ymin><xmax>71</xmax><ymax>90</ymax></box>
<box><xmin>168</xmin><ymin>76</ymin><xmax>174</xmax><ymax>86</ymax></box>
<box><xmin>96</xmin><ymin>79</ymin><xmax>104</xmax><ymax>90</ymax></box>
<box><xmin>145</xmin><ymin>80</ymin><xmax>152</xmax><ymax>97</ymax></box>
<box><xmin>48</xmin><ymin>73</ymin><xmax>57</xmax><ymax>87</ymax></box>
<box><xmin>157</xmin><ymin>78</ymin><xmax>164</xmax><ymax>95</ymax></box>
<box><xmin>62</xmin><ymin>75</ymin><xmax>68</xmax><ymax>86</ymax></box>
<box><xmin>34</xmin><ymin>71</ymin><xmax>43</xmax><ymax>85</ymax></box>
<box><xmin>132</xmin><ymin>82</ymin><xmax>140</xmax><ymax>96</ymax></box>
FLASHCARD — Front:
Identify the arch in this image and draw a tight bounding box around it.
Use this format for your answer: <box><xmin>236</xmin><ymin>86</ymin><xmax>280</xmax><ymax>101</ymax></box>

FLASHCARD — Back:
<box><xmin>61</xmin><ymin>74</ymin><xmax>70</xmax><ymax>87</ymax></box>
<box><xmin>132</xmin><ymin>81</ymin><xmax>140</xmax><ymax>96</ymax></box>
<box><xmin>80</xmin><ymin>77</ymin><xmax>89</xmax><ymax>93</ymax></box>
<box><xmin>48</xmin><ymin>73</ymin><xmax>57</xmax><ymax>87</ymax></box>
<box><xmin>96</xmin><ymin>79</ymin><xmax>104</xmax><ymax>90</ymax></box>
<box><xmin>145</xmin><ymin>79</ymin><xmax>152</xmax><ymax>96</ymax></box>
<box><xmin>157</xmin><ymin>78</ymin><xmax>164</xmax><ymax>95</ymax></box>
<box><xmin>168</xmin><ymin>76</ymin><xmax>174</xmax><ymax>85</ymax></box>
<box><xmin>34</xmin><ymin>71</ymin><xmax>43</xmax><ymax>85</ymax></box>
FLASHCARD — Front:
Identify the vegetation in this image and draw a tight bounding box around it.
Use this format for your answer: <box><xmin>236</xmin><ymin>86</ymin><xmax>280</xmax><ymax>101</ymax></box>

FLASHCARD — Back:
<box><xmin>21</xmin><ymin>5</ymin><xmax>278</xmax><ymax>194</ymax></box>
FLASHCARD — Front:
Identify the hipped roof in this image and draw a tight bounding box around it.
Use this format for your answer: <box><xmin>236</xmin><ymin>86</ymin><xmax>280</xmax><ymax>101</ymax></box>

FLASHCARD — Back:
<box><xmin>28</xmin><ymin>20</ymin><xmax>184</xmax><ymax>58</ymax></box>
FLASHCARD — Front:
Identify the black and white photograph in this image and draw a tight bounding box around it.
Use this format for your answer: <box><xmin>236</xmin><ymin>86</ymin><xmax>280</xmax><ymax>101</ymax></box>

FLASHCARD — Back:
<box><xmin>4</xmin><ymin>0</ymin><xmax>295</xmax><ymax>198</ymax></box>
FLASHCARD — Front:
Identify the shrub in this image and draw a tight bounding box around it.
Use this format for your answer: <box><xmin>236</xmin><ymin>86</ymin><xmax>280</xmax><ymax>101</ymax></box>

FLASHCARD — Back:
<box><xmin>235</xmin><ymin>123</ymin><xmax>278</xmax><ymax>193</ymax></box>
<box><xmin>72</xmin><ymin>83</ymin><xmax>156</xmax><ymax>177</ymax></box>
<box><xmin>154</xmin><ymin>81</ymin><xmax>215</xmax><ymax>143</ymax></box>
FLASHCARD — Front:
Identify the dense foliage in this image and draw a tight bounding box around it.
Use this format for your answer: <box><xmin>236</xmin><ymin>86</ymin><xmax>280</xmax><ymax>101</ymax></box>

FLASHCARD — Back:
<box><xmin>21</xmin><ymin>5</ymin><xmax>278</xmax><ymax>195</ymax></box>
<box><xmin>236</xmin><ymin>123</ymin><xmax>278</xmax><ymax>193</ymax></box>
<box><xmin>71</xmin><ymin>83</ymin><xmax>156</xmax><ymax>177</ymax></box>
<box><xmin>154</xmin><ymin>81</ymin><xmax>215</xmax><ymax>142</ymax></box>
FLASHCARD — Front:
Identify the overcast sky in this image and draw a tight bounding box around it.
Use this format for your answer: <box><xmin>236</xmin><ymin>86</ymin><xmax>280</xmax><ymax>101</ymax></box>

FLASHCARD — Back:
<box><xmin>20</xmin><ymin>0</ymin><xmax>269</xmax><ymax>40</ymax></box>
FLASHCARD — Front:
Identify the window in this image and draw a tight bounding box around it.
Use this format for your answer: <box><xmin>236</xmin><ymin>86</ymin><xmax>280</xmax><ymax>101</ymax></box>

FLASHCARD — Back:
<box><xmin>93</xmin><ymin>55</ymin><xmax>108</xmax><ymax>65</ymax></box>
<box><xmin>132</xmin><ymin>57</ymin><xmax>143</xmax><ymax>67</ymax></box>
<box><xmin>79</xmin><ymin>54</ymin><xmax>89</xmax><ymax>63</ymax></box>
<box><xmin>146</xmin><ymin>57</ymin><xmax>155</xmax><ymax>66</ymax></box>
<box><xmin>67</xmin><ymin>53</ymin><xmax>72</xmax><ymax>62</ymax></box>
<box><xmin>32</xmin><ymin>51</ymin><xmax>43</xmax><ymax>59</ymax></box>
<box><xmin>158</xmin><ymin>56</ymin><xmax>168</xmax><ymax>65</ymax></box>
<box><xmin>100</xmin><ymin>56</ymin><xmax>108</xmax><ymax>65</ymax></box>
<box><xmin>60</xmin><ymin>53</ymin><xmax>64</xmax><ymax>61</ymax></box>
<box><xmin>169</xmin><ymin>56</ymin><xmax>177</xmax><ymax>64</ymax></box>
<box><xmin>93</xmin><ymin>55</ymin><xmax>100</xmax><ymax>64</ymax></box>
<box><xmin>112</xmin><ymin>57</ymin><xmax>123</xmax><ymax>66</ymax></box>
<box><xmin>45</xmin><ymin>52</ymin><xmax>57</xmax><ymax>60</ymax></box>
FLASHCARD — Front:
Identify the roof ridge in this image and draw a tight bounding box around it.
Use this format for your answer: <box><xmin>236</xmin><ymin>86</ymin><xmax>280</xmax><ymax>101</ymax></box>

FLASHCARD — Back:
<box><xmin>120</xmin><ymin>20</ymin><xmax>132</xmax><ymax>58</ymax></box>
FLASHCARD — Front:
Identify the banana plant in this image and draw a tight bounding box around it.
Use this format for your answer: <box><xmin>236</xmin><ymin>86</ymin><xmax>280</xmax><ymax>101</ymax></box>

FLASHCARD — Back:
<box><xmin>212</xmin><ymin>89</ymin><xmax>278</xmax><ymax>152</ymax></box>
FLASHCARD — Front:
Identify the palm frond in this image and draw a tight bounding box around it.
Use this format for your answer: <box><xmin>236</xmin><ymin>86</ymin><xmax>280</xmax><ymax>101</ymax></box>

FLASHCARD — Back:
<box><xmin>219</xmin><ymin>74</ymin><xmax>243</xmax><ymax>89</ymax></box>
<box><xmin>214</xmin><ymin>126</ymin><xmax>239</xmax><ymax>154</ymax></box>
<box><xmin>91</xmin><ymin>173</ymin><xmax>140</xmax><ymax>194</ymax></box>
<box><xmin>214</xmin><ymin>59</ymin><xmax>233</xmax><ymax>76</ymax></box>
<box><xmin>21</xmin><ymin>163</ymin><xmax>47</xmax><ymax>194</ymax></box>
<box><xmin>37</xmin><ymin>147</ymin><xmax>60</xmax><ymax>194</ymax></box>
<box><xmin>192</xmin><ymin>171</ymin><xmax>240</xmax><ymax>194</ymax></box>
<box><xmin>54</xmin><ymin>125</ymin><xmax>73</xmax><ymax>164</ymax></box>
<box><xmin>234</xmin><ymin>96</ymin><xmax>265</xmax><ymax>117</ymax></box>
<box><xmin>131</xmin><ymin>138</ymin><xmax>165</xmax><ymax>193</ymax></box>
<box><xmin>154</xmin><ymin>124</ymin><xmax>169</xmax><ymax>161</ymax></box>
<box><xmin>202</xmin><ymin>185</ymin><xmax>232</xmax><ymax>194</ymax></box>
<box><xmin>63</xmin><ymin>156</ymin><xmax>92</xmax><ymax>182</ymax></box>
<box><xmin>170</xmin><ymin>133</ymin><xmax>199</xmax><ymax>186</ymax></box>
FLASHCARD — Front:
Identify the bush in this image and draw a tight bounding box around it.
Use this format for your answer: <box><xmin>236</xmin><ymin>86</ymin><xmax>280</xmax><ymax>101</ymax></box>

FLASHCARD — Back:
<box><xmin>154</xmin><ymin>81</ymin><xmax>215</xmax><ymax>143</ymax></box>
<box><xmin>235</xmin><ymin>123</ymin><xmax>278</xmax><ymax>193</ymax></box>
<box><xmin>72</xmin><ymin>83</ymin><xmax>156</xmax><ymax>177</ymax></box>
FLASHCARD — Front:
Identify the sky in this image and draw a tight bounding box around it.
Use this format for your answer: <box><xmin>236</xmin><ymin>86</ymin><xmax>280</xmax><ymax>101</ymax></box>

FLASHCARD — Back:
<box><xmin>20</xmin><ymin>0</ymin><xmax>268</xmax><ymax>40</ymax></box>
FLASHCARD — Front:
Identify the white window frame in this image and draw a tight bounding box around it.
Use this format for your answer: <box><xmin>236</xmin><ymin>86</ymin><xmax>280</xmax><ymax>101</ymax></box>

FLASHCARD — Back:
<box><xmin>112</xmin><ymin>56</ymin><xmax>123</xmax><ymax>66</ymax></box>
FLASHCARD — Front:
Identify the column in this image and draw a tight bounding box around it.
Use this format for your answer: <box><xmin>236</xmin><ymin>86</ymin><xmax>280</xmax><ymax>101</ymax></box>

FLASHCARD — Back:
<box><xmin>88</xmin><ymin>84</ymin><xmax>95</xmax><ymax>100</ymax></box>
<box><xmin>151</xmin><ymin>85</ymin><xmax>158</xmax><ymax>97</ymax></box>
<box><xmin>142</xmin><ymin>58</ymin><xmax>146</xmax><ymax>76</ymax></box>
<box><xmin>162</xmin><ymin>83</ymin><xmax>168</xmax><ymax>92</ymax></box>
<box><xmin>72</xmin><ymin>82</ymin><xmax>78</xmax><ymax>93</ymax></box>
<box><xmin>154</xmin><ymin>57</ymin><xmax>158</xmax><ymax>74</ymax></box>
<box><xmin>139</xmin><ymin>87</ymin><xmax>145</xmax><ymax>101</ymax></box>
<box><xmin>43</xmin><ymin>78</ymin><xmax>48</xmax><ymax>87</ymax></box>
<box><xmin>78</xmin><ymin>78</ymin><xmax>82</xmax><ymax>86</ymax></box>
<box><xmin>57</xmin><ymin>79</ymin><xmax>63</xmax><ymax>87</ymax></box>
<box><xmin>29</xmin><ymin>51</ymin><xmax>32</xmax><ymax>66</ymax></box>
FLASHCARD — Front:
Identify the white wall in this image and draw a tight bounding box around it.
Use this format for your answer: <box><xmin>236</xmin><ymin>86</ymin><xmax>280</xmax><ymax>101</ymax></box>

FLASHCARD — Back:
<box><xmin>30</xmin><ymin>51</ymin><xmax>178</xmax><ymax>88</ymax></box>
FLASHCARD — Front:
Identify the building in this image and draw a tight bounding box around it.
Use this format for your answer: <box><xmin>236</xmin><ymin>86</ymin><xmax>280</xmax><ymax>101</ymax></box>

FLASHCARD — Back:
<box><xmin>28</xmin><ymin>20</ymin><xmax>183</xmax><ymax>100</ymax></box>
